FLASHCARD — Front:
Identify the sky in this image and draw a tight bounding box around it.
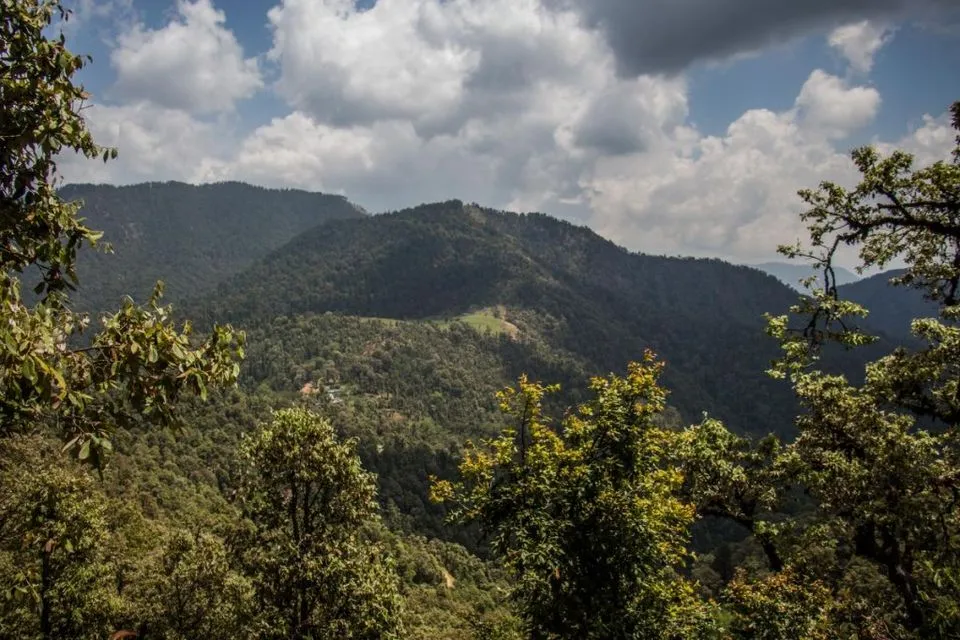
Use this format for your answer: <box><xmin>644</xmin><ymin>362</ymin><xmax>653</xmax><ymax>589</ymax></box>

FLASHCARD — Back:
<box><xmin>56</xmin><ymin>0</ymin><xmax>960</xmax><ymax>265</ymax></box>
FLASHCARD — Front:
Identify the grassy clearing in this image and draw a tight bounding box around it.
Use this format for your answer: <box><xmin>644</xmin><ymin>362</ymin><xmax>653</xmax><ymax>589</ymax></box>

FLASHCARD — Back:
<box><xmin>351</xmin><ymin>309</ymin><xmax>519</xmax><ymax>338</ymax></box>
<box><xmin>434</xmin><ymin>308</ymin><xmax>519</xmax><ymax>338</ymax></box>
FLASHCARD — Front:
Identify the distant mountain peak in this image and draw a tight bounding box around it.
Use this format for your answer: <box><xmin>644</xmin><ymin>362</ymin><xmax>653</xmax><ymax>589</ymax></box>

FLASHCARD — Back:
<box><xmin>58</xmin><ymin>181</ymin><xmax>366</xmax><ymax>313</ymax></box>
<box><xmin>749</xmin><ymin>261</ymin><xmax>860</xmax><ymax>290</ymax></box>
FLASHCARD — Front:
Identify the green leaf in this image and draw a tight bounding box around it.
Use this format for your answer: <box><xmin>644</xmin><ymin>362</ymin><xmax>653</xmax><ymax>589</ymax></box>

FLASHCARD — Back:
<box><xmin>22</xmin><ymin>357</ymin><xmax>37</xmax><ymax>384</ymax></box>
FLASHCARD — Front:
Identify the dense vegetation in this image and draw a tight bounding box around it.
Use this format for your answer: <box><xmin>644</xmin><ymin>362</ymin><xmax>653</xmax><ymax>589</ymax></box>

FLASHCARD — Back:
<box><xmin>198</xmin><ymin>202</ymin><xmax>810</xmax><ymax>436</ymax></box>
<box><xmin>59</xmin><ymin>181</ymin><xmax>364</xmax><ymax>314</ymax></box>
<box><xmin>2</xmin><ymin>1</ymin><xmax>959</xmax><ymax>638</ymax></box>
<box><xmin>435</xmin><ymin>100</ymin><xmax>960</xmax><ymax>638</ymax></box>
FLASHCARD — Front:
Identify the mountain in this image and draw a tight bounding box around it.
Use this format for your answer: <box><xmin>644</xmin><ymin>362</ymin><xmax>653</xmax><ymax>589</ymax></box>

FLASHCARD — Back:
<box><xmin>751</xmin><ymin>261</ymin><xmax>860</xmax><ymax>290</ymax></box>
<box><xmin>58</xmin><ymin>181</ymin><xmax>365</xmax><ymax>313</ymax></box>
<box><xmin>837</xmin><ymin>269</ymin><xmax>939</xmax><ymax>340</ymax></box>
<box><xmin>26</xmin><ymin>188</ymin><xmax>905</xmax><ymax>630</ymax></box>
<box><xmin>199</xmin><ymin>200</ymin><xmax>810</xmax><ymax>437</ymax></box>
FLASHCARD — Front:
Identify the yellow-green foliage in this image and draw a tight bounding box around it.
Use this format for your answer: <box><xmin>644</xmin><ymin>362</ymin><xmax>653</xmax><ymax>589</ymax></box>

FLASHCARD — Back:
<box><xmin>434</xmin><ymin>352</ymin><xmax>716</xmax><ymax>638</ymax></box>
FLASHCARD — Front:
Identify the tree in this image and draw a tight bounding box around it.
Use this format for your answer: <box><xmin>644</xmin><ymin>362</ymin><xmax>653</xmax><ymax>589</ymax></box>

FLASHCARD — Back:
<box><xmin>238</xmin><ymin>408</ymin><xmax>405</xmax><ymax>640</ymax></box>
<box><xmin>769</xmin><ymin>100</ymin><xmax>960</xmax><ymax>636</ymax></box>
<box><xmin>129</xmin><ymin>530</ymin><xmax>258</xmax><ymax>640</ymax></box>
<box><xmin>682</xmin><ymin>101</ymin><xmax>960</xmax><ymax>638</ymax></box>
<box><xmin>432</xmin><ymin>353</ymin><xmax>718</xmax><ymax>639</ymax></box>
<box><xmin>0</xmin><ymin>0</ymin><xmax>244</xmax><ymax>465</ymax></box>
<box><xmin>0</xmin><ymin>436</ymin><xmax>122</xmax><ymax>639</ymax></box>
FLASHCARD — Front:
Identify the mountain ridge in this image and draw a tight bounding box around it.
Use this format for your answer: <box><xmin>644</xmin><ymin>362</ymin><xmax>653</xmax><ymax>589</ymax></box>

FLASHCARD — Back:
<box><xmin>57</xmin><ymin>184</ymin><xmax>903</xmax><ymax>439</ymax></box>
<box><xmin>196</xmin><ymin>199</ymin><xmax>803</xmax><ymax>435</ymax></box>
<box><xmin>837</xmin><ymin>268</ymin><xmax>939</xmax><ymax>340</ymax></box>
<box><xmin>59</xmin><ymin>181</ymin><xmax>365</xmax><ymax>313</ymax></box>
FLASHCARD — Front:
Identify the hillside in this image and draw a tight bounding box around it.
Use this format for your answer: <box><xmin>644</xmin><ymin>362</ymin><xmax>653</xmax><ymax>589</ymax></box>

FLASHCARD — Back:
<box><xmin>59</xmin><ymin>181</ymin><xmax>365</xmax><ymax>313</ymax></box>
<box><xmin>751</xmin><ymin>261</ymin><xmax>860</xmax><ymax>290</ymax></box>
<box><xmin>200</xmin><ymin>200</ymin><xmax>806</xmax><ymax>436</ymax></box>
<box><xmin>837</xmin><ymin>269</ymin><xmax>940</xmax><ymax>341</ymax></box>
<box><xmin>237</xmin><ymin>311</ymin><xmax>621</xmax><ymax>545</ymax></box>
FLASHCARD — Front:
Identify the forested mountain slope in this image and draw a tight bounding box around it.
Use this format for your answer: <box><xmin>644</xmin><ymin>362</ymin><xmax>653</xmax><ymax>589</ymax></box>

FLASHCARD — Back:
<box><xmin>59</xmin><ymin>181</ymin><xmax>365</xmax><ymax>313</ymax></box>
<box><xmin>239</xmin><ymin>312</ymin><xmax>614</xmax><ymax>545</ymax></box>
<box><xmin>838</xmin><ymin>269</ymin><xmax>940</xmax><ymax>340</ymax></box>
<box><xmin>200</xmin><ymin>200</ymin><xmax>806</xmax><ymax>436</ymax></box>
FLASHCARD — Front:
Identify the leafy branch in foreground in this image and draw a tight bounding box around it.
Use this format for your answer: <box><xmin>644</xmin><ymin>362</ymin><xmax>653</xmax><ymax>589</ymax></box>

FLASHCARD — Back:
<box><xmin>770</xmin><ymin>101</ymin><xmax>960</xmax><ymax>370</ymax></box>
<box><xmin>739</xmin><ymin>99</ymin><xmax>960</xmax><ymax>636</ymax></box>
<box><xmin>0</xmin><ymin>0</ymin><xmax>244</xmax><ymax>465</ymax></box>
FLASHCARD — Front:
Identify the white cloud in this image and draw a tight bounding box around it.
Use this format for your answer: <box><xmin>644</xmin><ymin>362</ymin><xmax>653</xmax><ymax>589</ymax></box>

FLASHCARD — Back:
<box><xmin>266</xmin><ymin>0</ymin><xmax>612</xmax><ymax>134</ymax></box>
<box><xmin>267</xmin><ymin>0</ymin><xmax>478</xmax><ymax>129</ymax></box>
<box><xmin>110</xmin><ymin>0</ymin><xmax>262</xmax><ymax>113</ymax></box>
<box><xmin>877</xmin><ymin>112</ymin><xmax>957</xmax><ymax>165</ymax></box>
<box><xmin>795</xmin><ymin>69</ymin><xmax>881</xmax><ymax>138</ymax></box>
<box><xmin>59</xmin><ymin>102</ymin><xmax>228</xmax><ymax>184</ymax></box>
<box><xmin>249</xmin><ymin>0</ymin><xmax>700</xmax><ymax>218</ymax></box>
<box><xmin>581</xmin><ymin>70</ymin><xmax>883</xmax><ymax>261</ymax></box>
<box><xmin>202</xmin><ymin>107</ymin><xmax>574</xmax><ymax>213</ymax></box>
<box><xmin>828</xmin><ymin>20</ymin><xmax>893</xmax><ymax>74</ymax></box>
<box><xmin>58</xmin><ymin>0</ymin><xmax>956</xmax><ymax>267</ymax></box>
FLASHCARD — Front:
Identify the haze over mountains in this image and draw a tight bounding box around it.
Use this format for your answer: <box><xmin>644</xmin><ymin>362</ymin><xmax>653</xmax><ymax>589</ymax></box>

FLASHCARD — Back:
<box><xmin>838</xmin><ymin>269</ymin><xmax>940</xmax><ymax>339</ymax></box>
<box><xmin>751</xmin><ymin>261</ymin><xmax>860</xmax><ymax>290</ymax></box>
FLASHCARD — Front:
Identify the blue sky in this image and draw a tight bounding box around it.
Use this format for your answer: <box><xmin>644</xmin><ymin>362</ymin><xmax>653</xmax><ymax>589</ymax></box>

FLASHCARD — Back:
<box><xmin>58</xmin><ymin>0</ymin><xmax>960</xmax><ymax>263</ymax></box>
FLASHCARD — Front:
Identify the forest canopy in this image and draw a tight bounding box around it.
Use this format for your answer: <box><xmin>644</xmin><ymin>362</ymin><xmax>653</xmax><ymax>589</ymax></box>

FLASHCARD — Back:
<box><xmin>2</xmin><ymin>0</ymin><xmax>959</xmax><ymax>638</ymax></box>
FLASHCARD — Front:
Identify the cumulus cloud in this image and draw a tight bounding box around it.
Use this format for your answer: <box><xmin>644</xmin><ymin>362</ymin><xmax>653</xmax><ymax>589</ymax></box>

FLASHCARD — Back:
<box><xmin>59</xmin><ymin>102</ymin><xmax>229</xmax><ymax>184</ymax></box>
<box><xmin>582</xmin><ymin>70</ymin><xmax>886</xmax><ymax>261</ymax></box>
<box><xmin>877</xmin><ymin>112</ymin><xmax>958</xmax><ymax>165</ymax></box>
<box><xmin>559</xmin><ymin>0</ymin><xmax>951</xmax><ymax>76</ymax></box>
<box><xmin>203</xmin><ymin>107</ymin><xmax>579</xmax><ymax>213</ymax></box>
<box><xmin>827</xmin><ymin>20</ymin><xmax>893</xmax><ymax>74</ymax></box>
<box><xmin>58</xmin><ymin>0</ymin><xmax>957</xmax><ymax>265</ymax></box>
<box><xmin>267</xmin><ymin>0</ymin><xmax>609</xmax><ymax>134</ymax></box>
<box><xmin>795</xmin><ymin>70</ymin><xmax>881</xmax><ymax>138</ymax></box>
<box><xmin>111</xmin><ymin>0</ymin><xmax>262</xmax><ymax>113</ymax></box>
<box><xmin>252</xmin><ymin>0</ymin><xmax>699</xmax><ymax>215</ymax></box>
<box><xmin>268</xmin><ymin>0</ymin><xmax>475</xmax><ymax>129</ymax></box>
<box><xmin>572</xmin><ymin>77</ymin><xmax>689</xmax><ymax>155</ymax></box>
<box><xmin>828</xmin><ymin>20</ymin><xmax>894</xmax><ymax>73</ymax></box>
